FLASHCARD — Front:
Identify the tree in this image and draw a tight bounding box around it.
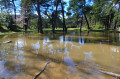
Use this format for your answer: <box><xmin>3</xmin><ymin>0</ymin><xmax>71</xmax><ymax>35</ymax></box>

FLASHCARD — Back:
<box><xmin>92</xmin><ymin>0</ymin><xmax>120</xmax><ymax>30</ymax></box>
<box><xmin>11</xmin><ymin>0</ymin><xmax>16</xmax><ymax>25</ymax></box>
<box><xmin>43</xmin><ymin>0</ymin><xmax>67</xmax><ymax>33</ymax></box>
<box><xmin>61</xmin><ymin>0</ymin><xmax>67</xmax><ymax>32</ymax></box>
<box><xmin>52</xmin><ymin>0</ymin><xmax>59</xmax><ymax>33</ymax></box>
<box><xmin>21</xmin><ymin>0</ymin><xmax>33</xmax><ymax>32</ymax></box>
<box><xmin>31</xmin><ymin>0</ymin><xmax>51</xmax><ymax>33</ymax></box>
<box><xmin>0</xmin><ymin>0</ymin><xmax>18</xmax><ymax>31</ymax></box>
<box><xmin>0</xmin><ymin>0</ymin><xmax>17</xmax><ymax>30</ymax></box>
<box><xmin>112</xmin><ymin>0</ymin><xmax>120</xmax><ymax>29</ymax></box>
<box><xmin>68</xmin><ymin>0</ymin><xmax>92</xmax><ymax>30</ymax></box>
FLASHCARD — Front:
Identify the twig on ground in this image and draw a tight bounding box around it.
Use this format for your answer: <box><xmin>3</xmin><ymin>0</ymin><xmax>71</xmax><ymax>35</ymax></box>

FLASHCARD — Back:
<box><xmin>99</xmin><ymin>70</ymin><xmax>120</xmax><ymax>79</ymax></box>
<box><xmin>34</xmin><ymin>62</ymin><xmax>50</xmax><ymax>79</ymax></box>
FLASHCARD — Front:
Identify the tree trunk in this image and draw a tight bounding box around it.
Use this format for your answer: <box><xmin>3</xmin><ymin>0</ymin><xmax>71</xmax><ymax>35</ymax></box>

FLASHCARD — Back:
<box><xmin>90</xmin><ymin>16</ymin><xmax>91</xmax><ymax>24</ymax></box>
<box><xmin>83</xmin><ymin>13</ymin><xmax>90</xmax><ymax>29</ymax></box>
<box><xmin>23</xmin><ymin>10</ymin><xmax>28</xmax><ymax>32</ymax></box>
<box><xmin>118</xmin><ymin>2</ymin><xmax>120</xmax><ymax>12</ymax></box>
<box><xmin>24</xmin><ymin>17</ymin><xmax>28</xmax><ymax>32</ymax></box>
<box><xmin>114</xmin><ymin>17</ymin><xmax>118</xmax><ymax>30</ymax></box>
<box><xmin>105</xmin><ymin>15</ymin><xmax>109</xmax><ymax>30</ymax></box>
<box><xmin>37</xmin><ymin>0</ymin><xmax>43</xmax><ymax>33</ymax></box>
<box><xmin>52</xmin><ymin>12</ymin><xmax>55</xmax><ymax>33</ymax></box>
<box><xmin>50</xmin><ymin>0</ymin><xmax>55</xmax><ymax>33</ymax></box>
<box><xmin>53</xmin><ymin>0</ymin><xmax>59</xmax><ymax>33</ymax></box>
<box><xmin>80</xmin><ymin>16</ymin><xmax>83</xmax><ymax>32</ymax></box>
<box><xmin>83</xmin><ymin>0</ymin><xmax>90</xmax><ymax>29</ymax></box>
<box><xmin>37</xmin><ymin>18</ymin><xmax>40</xmax><ymax>32</ymax></box>
<box><xmin>61</xmin><ymin>0</ymin><xmax>67</xmax><ymax>32</ymax></box>
<box><xmin>12</xmin><ymin>0</ymin><xmax>16</xmax><ymax>26</ymax></box>
<box><xmin>114</xmin><ymin>3</ymin><xmax>120</xmax><ymax>30</ymax></box>
<box><xmin>95</xmin><ymin>20</ymin><xmax>96</xmax><ymax>25</ymax></box>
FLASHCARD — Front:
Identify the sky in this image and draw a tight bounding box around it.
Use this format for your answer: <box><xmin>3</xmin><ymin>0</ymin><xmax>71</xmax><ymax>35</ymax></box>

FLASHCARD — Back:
<box><xmin>65</xmin><ymin>0</ymin><xmax>70</xmax><ymax>11</ymax></box>
<box><xmin>14</xmin><ymin>0</ymin><xmax>21</xmax><ymax>14</ymax></box>
<box><xmin>14</xmin><ymin>0</ymin><xmax>70</xmax><ymax>15</ymax></box>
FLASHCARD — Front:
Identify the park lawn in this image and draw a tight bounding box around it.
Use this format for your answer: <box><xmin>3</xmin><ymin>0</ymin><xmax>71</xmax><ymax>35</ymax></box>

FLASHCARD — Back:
<box><xmin>0</xmin><ymin>26</ymin><xmax>120</xmax><ymax>36</ymax></box>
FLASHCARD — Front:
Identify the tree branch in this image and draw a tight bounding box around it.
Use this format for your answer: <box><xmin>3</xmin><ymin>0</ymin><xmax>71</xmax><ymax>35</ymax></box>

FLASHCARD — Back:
<box><xmin>99</xmin><ymin>70</ymin><xmax>120</xmax><ymax>79</ymax></box>
<box><xmin>34</xmin><ymin>62</ymin><xmax>50</xmax><ymax>79</ymax></box>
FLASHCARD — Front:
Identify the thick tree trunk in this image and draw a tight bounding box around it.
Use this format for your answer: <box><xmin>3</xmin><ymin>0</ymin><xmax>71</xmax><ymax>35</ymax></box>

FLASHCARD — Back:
<box><xmin>24</xmin><ymin>17</ymin><xmax>28</xmax><ymax>32</ymax></box>
<box><xmin>61</xmin><ymin>0</ymin><xmax>67</xmax><ymax>32</ymax></box>
<box><xmin>23</xmin><ymin>10</ymin><xmax>28</xmax><ymax>32</ymax></box>
<box><xmin>52</xmin><ymin>12</ymin><xmax>55</xmax><ymax>33</ymax></box>
<box><xmin>108</xmin><ymin>15</ymin><xmax>110</xmax><ymax>29</ymax></box>
<box><xmin>37</xmin><ymin>0</ymin><xmax>43</xmax><ymax>33</ymax></box>
<box><xmin>105</xmin><ymin>15</ymin><xmax>109</xmax><ymax>30</ymax></box>
<box><xmin>24</xmin><ymin>18</ymin><xmax>28</xmax><ymax>32</ymax></box>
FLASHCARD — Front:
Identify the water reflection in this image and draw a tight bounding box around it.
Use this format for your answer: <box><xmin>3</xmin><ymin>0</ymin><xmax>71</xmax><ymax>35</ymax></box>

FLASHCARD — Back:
<box><xmin>31</xmin><ymin>41</ymin><xmax>40</xmax><ymax>55</ymax></box>
<box><xmin>119</xmin><ymin>33</ymin><xmax>120</xmax><ymax>41</ymax></box>
<box><xmin>79</xmin><ymin>37</ymin><xmax>84</xmax><ymax>45</ymax></box>
<box><xmin>0</xmin><ymin>60</ymin><xmax>13</xmax><ymax>79</ymax></box>
<box><xmin>0</xmin><ymin>31</ymin><xmax>120</xmax><ymax>79</ymax></box>
<box><xmin>84</xmin><ymin>52</ymin><xmax>95</xmax><ymax>64</ymax></box>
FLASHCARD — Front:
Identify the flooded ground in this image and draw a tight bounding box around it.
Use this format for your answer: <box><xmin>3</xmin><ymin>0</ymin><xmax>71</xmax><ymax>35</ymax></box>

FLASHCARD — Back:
<box><xmin>0</xmin><ymin>31</ymin><xmax>120</xmax><ymax>79</ymax></box>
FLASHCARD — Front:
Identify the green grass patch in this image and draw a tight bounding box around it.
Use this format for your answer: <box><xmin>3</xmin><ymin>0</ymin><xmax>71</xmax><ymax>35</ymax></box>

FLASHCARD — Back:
<box><xmin>1</xmin><ymin>26</ymin><xmax>120</xmax><ymax>36</ymax></box>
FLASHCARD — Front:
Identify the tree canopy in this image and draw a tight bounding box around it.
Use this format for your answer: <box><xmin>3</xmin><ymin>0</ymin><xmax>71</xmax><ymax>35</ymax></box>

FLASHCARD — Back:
<box><xmin>0</xmin><ymin>0</ymin><xmax>120</xmax><ymax>32</ymax></box>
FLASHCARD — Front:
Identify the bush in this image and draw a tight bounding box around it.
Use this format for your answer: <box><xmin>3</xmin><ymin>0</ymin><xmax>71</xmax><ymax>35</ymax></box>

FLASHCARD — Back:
<box><xmin>29</xmin><ymin>19</ymin><xmax>37</xmax><ymax>29</ymax></box>
<box><xmin>6</xmin><ymin>15</ymin><xmax>17</xmax><ymax>31</ymax></box>
<box><xmin>91</xmin><ymin>24</ymin><xmax>104</xmax><ymax>29</ymax></box>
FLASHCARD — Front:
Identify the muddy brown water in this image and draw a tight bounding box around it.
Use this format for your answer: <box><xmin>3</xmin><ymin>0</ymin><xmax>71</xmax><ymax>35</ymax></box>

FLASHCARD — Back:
<box><xmin>0</xmin><ymin>31</ymin><xmax>120</xmax><ymax>79</ymax></box>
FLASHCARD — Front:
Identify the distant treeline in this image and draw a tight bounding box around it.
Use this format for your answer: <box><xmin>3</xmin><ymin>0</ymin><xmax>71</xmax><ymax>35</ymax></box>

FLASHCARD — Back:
<box><xmin>0</xmin><ymin>0</ymin><xmax>120</xmax><ymax>33</ymax></box>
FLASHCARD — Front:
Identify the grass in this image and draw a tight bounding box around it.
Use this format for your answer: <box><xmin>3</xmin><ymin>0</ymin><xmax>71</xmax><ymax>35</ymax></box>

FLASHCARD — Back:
<box><xmin>26</xmin><ymin>28</ymin><xmax>81</xmax><ymax>32</ymax></box>
<box><xmin>0</xmin><ymin>26</ymin><xmax>9</xmax><ymax>32</ymax></box>
<box><xmin>0</xmin><ymin>26</ymin><xmax>120</xmax><ymax>36</ymax></box>
<box><xmin>89</xmin><ymin>29</ymin><xmax>120</xmax><ymax>33</ymax></box>
<box><xmin>27</xmin><ymin>27</ymin><xmax>120</xmax><ymax>33</ymax></box>
<box><xmin>0</xmin><ymin>26</ymin><xmax>22</xmax><ymax>35</ymax></box>
<box><xmin>42</xmin><ymin>28</ymin><xmax>87</xmax><ymax>31</ymax></box>
<box><xmin>0</xmin><ymin>31</ymin><xmax>16</xmax><ymax>35</ymax></box>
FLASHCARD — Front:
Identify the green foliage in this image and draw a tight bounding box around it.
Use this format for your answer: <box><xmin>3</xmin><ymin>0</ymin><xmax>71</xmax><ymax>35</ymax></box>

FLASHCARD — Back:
<box><xmin>0</xmin><ymin>11</ymin><xmax>16</xmax><ymax>31</ymax></box>
<box><xmin>0</xmin><ymin>0</ymin><xmax>120</xmax><ymax>32</ymax></box>
<box><xmin>91</xmin><ymin>24</ymin><xmax>104</xmax><ymax>29</ymax></box>
<box><xmin>88</xmin><ymin>0</ymin><xmax>120</xmax><ymax>29</ymax></box>
<box><xmin>0</xmin><ymin>10</ymin><xmax>16</xmax><ymax>31</ymax></box>
<box><xmin>5</xmin><ymin>15</ymin><xmax>16</xmax><ymax>31</ymax></box>
<box><xmin>0</xmin><ymin>10</ymin><xmax>8</xmax><ymax>25</ymax></box>
<box><xmin>29</xmin><ymin>19</ymin><xmax>37</xmax><ymax>29</ymax></box>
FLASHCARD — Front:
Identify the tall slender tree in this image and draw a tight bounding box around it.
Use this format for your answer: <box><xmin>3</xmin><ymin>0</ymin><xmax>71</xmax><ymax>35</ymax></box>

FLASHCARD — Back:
<box><xmin>61</xmin><ymin>0</ymin><xmax>67</xmax><ymax>32</ymax></box>
<box><xmin>32</xmin><ymin>0</ymin><xmax>45</xmax><ymax>33</ymax></box>
<box><xmin>82</xmin><ymin>0</ymin><xmax>90</xmax><ymax>29</ymax></box>
<box><xmin>12</xmin><ymin>0</ymin><xmax>16</xmax><ymax>23</ymax></box>
<box><xmin>52</xmin><ymin>0</ymin><xmax>59</xmax><ymax>33</ymax></box>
